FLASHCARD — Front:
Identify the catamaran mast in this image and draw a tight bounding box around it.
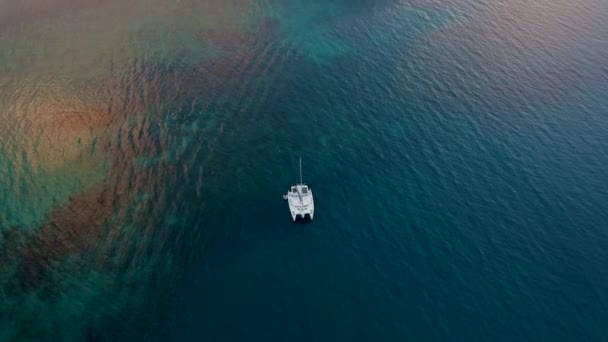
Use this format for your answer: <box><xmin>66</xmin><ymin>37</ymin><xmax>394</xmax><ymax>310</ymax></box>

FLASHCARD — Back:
<box><xmin>299</xmin><ymin>157</ymin><xmax>302</xmax><ymax>185</ymax></box>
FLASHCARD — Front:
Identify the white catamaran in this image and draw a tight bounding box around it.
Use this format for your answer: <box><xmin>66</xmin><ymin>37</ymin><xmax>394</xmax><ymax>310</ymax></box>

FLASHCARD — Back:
<box><xmin>283</xmin><ymin>157</ymin><xmax>314</xmax><ymax>221</ymax></box>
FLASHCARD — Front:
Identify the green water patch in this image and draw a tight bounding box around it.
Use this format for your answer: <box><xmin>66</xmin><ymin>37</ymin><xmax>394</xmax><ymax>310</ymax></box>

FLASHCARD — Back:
<box><xmin>1</xmin><ymin>264</ymin><xmax>141</xmax><ymax>341</ymax></box>
<box><xmin>0</xmin><ymin>153</ymin><xmax>109</xmax><ymax>231</ymax></box>
<box><xmin>250</xmin><ymin>1</ymin><xmax>457</xmax><ymax>66</ymax></box>
<box><xmin>256</xmin><ymin>0</ymin><xmax>350</xmax><ymax>65</ymax></box>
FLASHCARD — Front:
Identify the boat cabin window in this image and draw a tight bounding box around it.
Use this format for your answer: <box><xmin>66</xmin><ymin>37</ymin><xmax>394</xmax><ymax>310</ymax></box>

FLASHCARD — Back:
<box><xmin>291</xmin><ymin>187</ymin><xmax>297</xmax><ymax>192</ymax></box>
<box><xmin>302</xmin><ymin>186</ymin><xmax>308</xmax><ymax>193</ymax></box>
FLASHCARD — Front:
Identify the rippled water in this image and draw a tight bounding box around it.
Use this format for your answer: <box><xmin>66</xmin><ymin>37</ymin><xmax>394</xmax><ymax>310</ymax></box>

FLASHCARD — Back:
<box><xmin>1</xmin><ymin>0</ymin><xmax>607</xmax><ymax>341</ymax></box>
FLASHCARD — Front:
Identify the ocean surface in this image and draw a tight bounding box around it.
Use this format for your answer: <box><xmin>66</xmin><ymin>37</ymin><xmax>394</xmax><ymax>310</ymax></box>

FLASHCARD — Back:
<box><xmin>1</xmin><ymin>0</ymin><xmax>607</xmax><ymax>341</ymax></box>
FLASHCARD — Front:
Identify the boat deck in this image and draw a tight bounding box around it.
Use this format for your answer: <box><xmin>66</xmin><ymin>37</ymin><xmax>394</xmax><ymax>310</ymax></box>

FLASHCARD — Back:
<box><xmin>287</xmin><ymin>184</ymin><xmax>314</xmax><ymax>221</ymax></box>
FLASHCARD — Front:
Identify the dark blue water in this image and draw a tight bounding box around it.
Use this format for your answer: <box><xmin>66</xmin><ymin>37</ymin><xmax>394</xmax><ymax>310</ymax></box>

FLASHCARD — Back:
<box><xmin>1</xmin><ymin>0</ymin><xmax>607</xmax><ymax>341</ymax></box>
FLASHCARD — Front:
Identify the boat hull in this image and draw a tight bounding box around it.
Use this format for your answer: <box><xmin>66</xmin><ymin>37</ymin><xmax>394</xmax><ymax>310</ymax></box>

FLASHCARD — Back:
<box><xmin>291</xmin><ymin>211</ymin><xmax>314</xmax><ymax>222</ymax></box>
<box><xmin>286</xmin><ymin>185</ymin><xmax>314</xmax><ymax>222</ymax></box>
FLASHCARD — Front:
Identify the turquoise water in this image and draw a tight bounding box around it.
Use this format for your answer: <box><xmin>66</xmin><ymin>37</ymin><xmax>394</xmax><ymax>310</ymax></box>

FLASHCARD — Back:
<box><xmin>1</xmin><ymin>0</ymin><xmax>607</xmax><ymax>340</ymax></box>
